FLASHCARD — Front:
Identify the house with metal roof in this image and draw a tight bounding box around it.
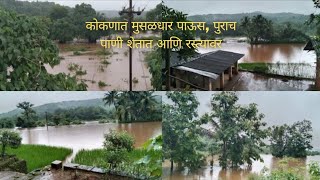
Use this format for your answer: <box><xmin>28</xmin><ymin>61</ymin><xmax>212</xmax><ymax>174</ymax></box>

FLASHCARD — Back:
<box><xmin>163</xmin><ymin>50</ymin><xmax>244</xmax><ymax>90</ymax></box>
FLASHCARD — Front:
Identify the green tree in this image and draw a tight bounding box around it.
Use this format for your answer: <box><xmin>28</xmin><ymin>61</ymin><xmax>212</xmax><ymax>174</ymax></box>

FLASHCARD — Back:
<box><xmin>162</xmin><ymin>5</ymin><xmax>197</xmax><ymax>90</ymax></box>
<box><xmin>163</xmin><ymin>91</ymin><xmax>205</xmax><ymax>171</ymax></box>
<box><xmin>0</xmin><ymin>9</ymin><xmax>87</xmax><ymax>90</ymax></box>
<box><xmin>16</xmin><ymin>102</ymin><xmax>37</xmax><ymax>128</ymax></box>
<box><xmin>270</xmin><ymin>120</ymin><xmax>313</xmax><ymax>158</ymax></box>
<box><xmin>207</xmin><ymin>92</ymin><xmax>268</xmax><ymax>168</ymax></box>
<box><xmin>50</xmin><ymin>18</ymin><xmax>76</xmax><ymax>43</ymax></box>
<box><xmin>0</xmin><ymin>130</ymin><xmax>22</xmax><ymax>157</ymax></box>
<box><xmin>72</xmin><ymin>3</ymin><xmax>106</xmax><ymax>43</ymax></box>
<box><xmin>103</xmin><ymin>92</ymin><xmax>160</xmax><ymax>123</ymax></box>
<box><xmin>145</xmin><ymin>48</ymin><xmax>162</xmax><ymax>90</ymax></box>
<box><xmin>103</xmin><ymin>130</ymin><xmax>134</xmax><ymax>168</ymax></box>
<box><xmin>240</xmin><ymin>15</ymin><xmax>274</xmax><ymax>44</ymax></box>
<box><xmin>49</xmin><ymin>5</ymin><xmax>69</xmax><ymax>20</ymax></box>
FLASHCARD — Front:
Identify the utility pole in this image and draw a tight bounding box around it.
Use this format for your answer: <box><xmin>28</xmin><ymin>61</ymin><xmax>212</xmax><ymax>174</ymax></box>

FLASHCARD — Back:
<box><xmin>119</xmin><ymin>0</ymin><xmax>144</xmax><ymax>91</ymax></box>
<box><xmin>45</xmin><ymin>112</ymin><xmax>48</xmax><ymax>131</ymax></box>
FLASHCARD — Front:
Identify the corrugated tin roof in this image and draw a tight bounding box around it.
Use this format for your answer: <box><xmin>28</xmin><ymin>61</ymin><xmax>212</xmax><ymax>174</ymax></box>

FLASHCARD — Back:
<box><xmin>176</xmin><ymin>50</ymin><xmax>244</xmax><ymax>74</ymax></box>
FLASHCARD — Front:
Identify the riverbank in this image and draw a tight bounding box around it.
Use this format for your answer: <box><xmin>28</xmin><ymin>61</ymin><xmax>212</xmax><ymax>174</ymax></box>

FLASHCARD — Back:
<box><xmin>7</xmin><ymin>144</ymin><xmax>72</xmax><ymax>172</ymax></box>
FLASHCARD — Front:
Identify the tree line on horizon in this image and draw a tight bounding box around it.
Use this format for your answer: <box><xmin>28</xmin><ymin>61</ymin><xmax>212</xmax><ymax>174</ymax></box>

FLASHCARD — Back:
<box><xmin>0</xmin><ymin>92</ymin><xmax>162</xmax><ymax>128</ymax></box>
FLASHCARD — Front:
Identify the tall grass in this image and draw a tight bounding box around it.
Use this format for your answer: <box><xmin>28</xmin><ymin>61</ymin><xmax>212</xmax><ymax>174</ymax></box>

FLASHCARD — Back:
<box><xmin>239</xmin><ymin>62</ymin><xmax>316</xmax><ymax>79</ymax></box>
<box><xmin>7</xmin><ymin>144</ymin><xmax>72</xmax><ymax>172</ymax></box>
<box><xmin>72</xmin><ymin>148</ymin><xmax>160</xmax><ymax>178</ymax></box>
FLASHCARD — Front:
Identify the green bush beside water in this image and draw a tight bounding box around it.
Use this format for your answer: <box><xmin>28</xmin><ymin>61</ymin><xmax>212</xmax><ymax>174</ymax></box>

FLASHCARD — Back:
<box><xmin>7</xmin><ymin>144</ymin><xmax>72</xmax><ymax>172</ymax></box>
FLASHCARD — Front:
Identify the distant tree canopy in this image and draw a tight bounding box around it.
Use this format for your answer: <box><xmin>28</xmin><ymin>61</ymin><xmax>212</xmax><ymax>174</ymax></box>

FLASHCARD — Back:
<box><xmin>270</xmin><ymin>120</ymin><xmax>313</xmax><ymax>158</ymax></box>
<box><xmin>0</xmin><ymin>9</ymin><xmax>87</xmax><ymax>90</ymax></box>
<box><xmin>47</xmin><ymin>106</ymin><xmax>113</xmax><ymax>123</ymax></box>
<box><xmin>240</xmin><ymin>14</ymin><xmax>308</xmax><ymax>44</ymax></box>
<box><xmin>103</xmin><ymin>91</ymin><xmax>162</xmax><ymax>123</ymax></box>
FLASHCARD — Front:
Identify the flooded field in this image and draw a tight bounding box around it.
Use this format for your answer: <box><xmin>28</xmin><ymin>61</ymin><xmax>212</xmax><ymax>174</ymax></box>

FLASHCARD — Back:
<box><xmin>230</xmin><ymin>72</ymin><xmax>313</xmax><ymax>91</ymax></box>
<box><xmin>18</xmin><ymin>121</ymin><xmax>161</xmax><ymax>160</ymax></box>
<box><xmin>46</xmin><ymin>43</ymin><xmax>152</xmax><ymax>91</ymax></box>
<box><xmin>163</xmin><ymin>155</ymin><xmax>320</xmax><ymax>180</ymax></box>
<box><xmin>198</xmin><ymin>40</ymin><xmax>316</xmax><ymax>64</ymax></box>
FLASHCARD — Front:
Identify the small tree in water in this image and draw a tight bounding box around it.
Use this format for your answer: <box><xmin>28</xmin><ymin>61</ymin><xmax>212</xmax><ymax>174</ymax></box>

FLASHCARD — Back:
<box><xmin>270</xmin><ymin>120</ymin><xmax>313</xmax><ymax>158</ymax></box>
<box><xmin>0</xmin><ymin>130</ymin><xmax>22</xmax><ymax>157</ymax></box>
<box><xmin>103</xmin><ymin>130</ymin><xmax>134</xmax><ymax>168</ymax></box>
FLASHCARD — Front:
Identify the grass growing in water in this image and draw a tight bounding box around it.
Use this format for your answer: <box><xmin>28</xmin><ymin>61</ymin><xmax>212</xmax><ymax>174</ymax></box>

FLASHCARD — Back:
<box><xmin>239</xmin><ymin>62</ymin><xmax>315</xmax><ymax>79</ymax></box>
<box><xmin>7</xmin><ymin>144</ymin><xmax>72</xmax><ymax>172</ymax></box>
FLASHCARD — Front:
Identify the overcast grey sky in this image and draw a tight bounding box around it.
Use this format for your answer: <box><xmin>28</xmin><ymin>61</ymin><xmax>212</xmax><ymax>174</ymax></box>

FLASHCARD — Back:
<box><xmin>163</xmin><ymin>91</ymin><xmax>320</xmax><ymax>126</ymax></box>
<box><xmin>165</xmin><ymin>0</ymin><xmax>318</xmax><ymax>15</ymax></box>
<box><xmin>26</xmin><ymin>0</ymin><xmax>160</xmax><ymax>11</ymax></box>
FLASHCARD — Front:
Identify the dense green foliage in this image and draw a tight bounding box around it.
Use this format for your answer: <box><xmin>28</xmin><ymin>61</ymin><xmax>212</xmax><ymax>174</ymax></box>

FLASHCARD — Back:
<box><xmin>103</xmin><ymin>130</ymin><xmax>134</xmax><ymax>168</ymax></box>
<box><xmin>0</xmin><ymin>101</ymin><xmax>113</xmax><ymax>128</ymax></box>
<box><xmin>46</xmin><ymin>106</ymin><xmax>113</xmax><ymax>125</ymax></box>
<box><xmin>163</xmin><ymin>92</ymin><xmax>205</xmax><ymax>171</ymax></box>
<box><xmin>270</xmin><ymin>120</ymin><xmax>313</xmax><ymax>158</ymax></box>
<box><xmin>207</xmin><ymin>92</ymin><xmax>268</xmax><ymax>168</ymax></box>
<box><xmin>189</xmin><ymin>12</ymin><xmax>313</xmax><ymax>43</ymax></box>
<box><xmin>145</xmin><ymin>48</ymin><xmax>162</xmax><ymax>90</ymax></box>
<box><xmin>0</xmin><ymin>9</ymin><xmax>87</xmax><ymax>90</ymax></box>
<box><xmin>16</xmin><ymin>102</ymin><xmax>37</xmax><ymax>128</ymax></box>
<box><xmin>162</xmin><ymin>5</ymin><xmax>197</xmax><ymax>90</ymax></box>
<box><xmin>7</xmin><ymin>144</ymin><xmax>72</xmax><ymax>172</ymax></box>
<box><xmin>0</xmin><ymin>130</ymin><xmax>21</xmax><ymax>157</ymax></box>
<box><xmin>73</xmin><ymin>135</ymin><xmax>162</xmax><ymax>179</ymax></box>
<box><xmin>0</xmin><ymin>0</ymin><xmax>57</xmax><ymax>16</ymax></box>
<box><xmin>240</xmin><ymin>15</ymin><xmax>308</xmax><ymax>44</ymax></box>
<box><xmin>103</xmin><ymin>91</ymin><xmax>161</xmax><ymax>123</ymax></box>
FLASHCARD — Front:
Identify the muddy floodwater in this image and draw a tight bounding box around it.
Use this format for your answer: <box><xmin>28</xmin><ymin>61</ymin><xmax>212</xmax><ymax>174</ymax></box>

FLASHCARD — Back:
<box><xmin>163</xmin><ymin>155</ymin><xmax>320</xmax><ymax>180</ymax></box>
<box><xmin>46</xmin><ymin>43</ymin><xmax>152</xmax><ymax>91</ymax></box>
<box><xmin>18</xmin><ymin>121</ymin><xmax>161</xmax><ymax>161</ymax></box>
<box><xmin>199</xmin><ymin>40</ymin><xmax>316</xmax><ymax>64</ymax></box>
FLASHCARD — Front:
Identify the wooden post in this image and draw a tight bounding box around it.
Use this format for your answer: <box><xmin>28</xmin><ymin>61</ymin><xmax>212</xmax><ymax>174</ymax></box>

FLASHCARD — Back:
<box><xmin>316</xmin><ymin>57</ymin><xmax>320</xmax><ymax>90</ymax></box>
<box><xmin>45</xmin><ymin>112</ymin><xmax>48</xmax><ymax>131</ymax></box>
<box><xmin>228</xmin><ymin>67</ymin><xmax>233</xmax><ymax>80</ymax></box>
<box><xmin>235</xmin><ymin>61</ymin><xmax>239</xmax><ymax>74</ymax></box>
<box><xmin>208</xmin><ymin>78</ymin><xmax>213</xmax><ymax>91</ymax></box>
<box><xmin>220</xmin><ymin>73</ymin><xmax>224</xmax><ymax>90</ymax></box>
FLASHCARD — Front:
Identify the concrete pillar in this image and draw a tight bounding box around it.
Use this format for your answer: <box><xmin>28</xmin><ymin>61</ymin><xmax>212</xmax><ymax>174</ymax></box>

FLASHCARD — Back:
<box><xmin>175</xmin><ymin>70</ymin><xmax>182</xmax><ymax>88</ymax></box>
<box><xmin>316</xmin><ymin>57</ymin><xmax>320</xmax><ymax>90</ymax></box>
<box><xmin>209</xmin><ymin>78</ymin><xmax>213</xmax><ymax>91</ymax></box>
<box><xmin>220</xmin><ymin>73</ymin><xmax>224</xmax><ymax>90</ymax></box>
<box><xmin>235</xmin><ymin>61</ymin><xmax>239</xmax><ymax>74</ymax></box>
<box><xmin>228</xmin><ymin>67</ymin><xmax>233</xmax><ymax>80</ymax></box>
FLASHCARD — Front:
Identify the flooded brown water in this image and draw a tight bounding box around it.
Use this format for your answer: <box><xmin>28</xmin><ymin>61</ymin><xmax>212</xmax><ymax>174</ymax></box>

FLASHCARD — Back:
<box><xmin>163</xmin><ymin>154</ymin><xmax>320</xmax><ymax>180</ymax></box>
<box><xmin>199</xmin><ymin>40</ymin><xmax>316</xmax><ymax>64</ymax></box>
<box><xmin>18</xmin><ymin>121</ymin><xmax>161</xmax><ymax>160</ymax></box>
<box><xmin>46</xmin><ymin>43</ymin><xmax>152</xmax><ymax>91</ymax></box>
